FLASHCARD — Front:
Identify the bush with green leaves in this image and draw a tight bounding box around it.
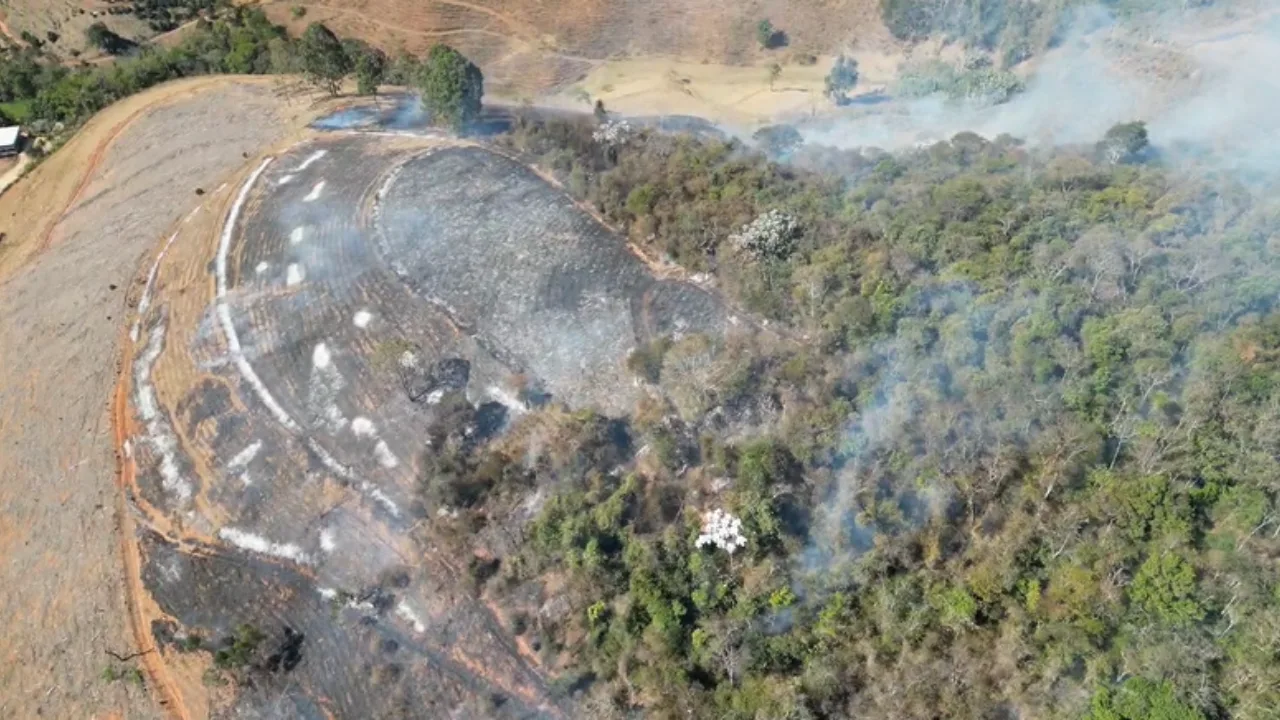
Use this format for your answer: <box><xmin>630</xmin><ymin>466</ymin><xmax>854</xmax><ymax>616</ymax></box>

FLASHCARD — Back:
<box><xmin>756</xmin><ymin>19</ymin><xmax>774</xmax><ymax>49</ymax></box>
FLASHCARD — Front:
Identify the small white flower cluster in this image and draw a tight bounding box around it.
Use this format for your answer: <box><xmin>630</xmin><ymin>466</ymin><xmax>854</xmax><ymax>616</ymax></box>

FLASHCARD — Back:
<box><xmin>730</xmin><ymin>209</ymin><xmax>799</xmax><ymax>260</ymax></box>
<box><xmin>696</xmin><ymin>508</ymin><xmax>747</xmax><ymax>554</ymax></box>
<box><xmin>592</xmin><ymin>119</ymin><xmax>633</xmax><ymax>147</ymax></box>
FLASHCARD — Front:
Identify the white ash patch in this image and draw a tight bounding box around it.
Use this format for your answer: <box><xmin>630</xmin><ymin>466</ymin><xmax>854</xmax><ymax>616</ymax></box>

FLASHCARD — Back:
<box><xmin>351</xmin><ymin>417</ymin><xmax>401</xmax><ymax>468</ymax></box>
<box><xmin>255</xmin><ymin>261</ymin><xmax>269</xmax><ymax>274</ymax></box>
<box><xmin>133</xmin><ymin>321</ymin><xmax>193</xmax><ymax>504</ymax></box>
<box><xmin>396</xmin><ymin>602</ymin><xmax>427</xmax><ymax>634</ymax></box>
<box><xmin>398</xmin><ymin>350</ymin><xmax>419</xmax><ymax>369</ymax></box>
<box><xmin>318</xmin><ymin>587</ymin><xmax>338</xmax><ymax>600</ymax></box>
<box><xmin>217</xmin><ymin>158</ymin><xmax>299</xmax><ymax>431</ymax></box>
<box><xmin>353</xmin><ymin>310</ymin><xmax>373</xmax><ymax>328</ymax></box>
<box><xmin>307</xmin><ymin>343</ymin><xmax>347</xmax><ymax>433</ymax></box>
<box><xmin>286</xmin><ymin>263</ymin><xmax>305</xmax><ymax>286</ymax></box>
<box><xmin>227</xmin><ymin>440</ymin><xmax>262</xmax><ymax>469</ymax></box>
<box><xmin>277</xmin><ymin>174</ymin><xmax>295</xmax><ymax>186</ymax></box>
<box><xmin>351</xmin><ymin>416</ymin><xmax>377</xmax><ymax>437</ymax></box>
<box><xmin>303</xmin><ymin>181</ymin><xmax>325</xmax><ymax>202</ymax></box>
<box><xmin>312</xmin><ymin>342</ymin><xmax>332</xmax><ymax>369</ymax></box>
<box><xmin>131</xmin><ymin>231</ymin><xmax>180</xmax><ymax>343</ymax></box>
<box><xmin>425</xmin><ymin>388</ymin><xmax>444</xmax><ymax>405</ymax></box>
<box><xmin>293</xmin><ymin>149</ymin><xmax>327</xmax><ymax>172</ymax></box>
<box><xmin>487</xmin><ymin>385</ymin><xmax>528</xmax><ymax>415</ymax></box>
<box><xmin>218</xmin><ymin>526</ymin><xmax>311</xmax><ymax>565</ymax></box>
<box><xmin>374</xmin><ymin>440</ymin><xmax>400</xmax><ymax>469</ymax></box>
<box><xmin>319</xmin><ymin>528</ymin><xmax>337</xmax><ymax>553</ymax></box>
<box><xmin>289</xmin><ymin>226</ymin><xmax>306</xmax><ymax>245</ymax></box>
<box><xmin>368</xmin><ymin>488</ymin><xmax>400</xmax><ymax>516</ymax></box>
<box><xmin>217</xmin><ymin>155</ymin><xmax>401</xmax><ymax>524</ymax></box>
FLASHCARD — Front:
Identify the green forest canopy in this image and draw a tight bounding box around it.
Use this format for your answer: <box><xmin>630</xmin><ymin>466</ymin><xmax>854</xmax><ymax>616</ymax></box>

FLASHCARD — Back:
<box><xmin>422</xmin><ymin>118</ymin><xmax>1280</xmax><ymax>719</ymax></box>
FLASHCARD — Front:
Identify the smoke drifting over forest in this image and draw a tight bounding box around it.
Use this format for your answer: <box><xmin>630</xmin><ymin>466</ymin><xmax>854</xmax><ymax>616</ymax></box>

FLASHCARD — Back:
<box><xmin>808</xmin><ymin>4</ymin><xmax>1280</xmax><ymax>180</ymax></box>
<box><xmin>793</xmin><ymin>4</ymin><xmax>1280</xmax><ymax>577</ymax></box>
<box><xmin>356</xmin><ymin>3</ymin><xmax>1280</xmax><ymax>717</ymax></box>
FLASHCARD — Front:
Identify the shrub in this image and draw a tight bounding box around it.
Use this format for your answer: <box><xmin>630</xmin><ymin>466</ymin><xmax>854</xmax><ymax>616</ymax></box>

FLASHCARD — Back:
<box><xmin>756</xmin><ymin>19</ymin><xmax>774</xmax><ymax>49</ymax></box>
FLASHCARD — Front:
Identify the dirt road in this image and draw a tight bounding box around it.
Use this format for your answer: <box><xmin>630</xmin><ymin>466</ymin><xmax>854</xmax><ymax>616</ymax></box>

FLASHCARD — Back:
<box><xmin>0</xmin><ymin>76</ymin><xmax>315</xmax><ymax>720</ymax></box>
<box><xmin>0</xmin><ymin>153</ymin><xmax>28</xmax><ymax>195</ymax></box>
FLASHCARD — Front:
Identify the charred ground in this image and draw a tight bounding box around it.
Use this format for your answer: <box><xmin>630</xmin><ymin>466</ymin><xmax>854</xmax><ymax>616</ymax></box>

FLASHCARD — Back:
<box><xmin>120</xmin><ymin>128</ymin><xmax>728</xmax><ymax>717</ymax></box>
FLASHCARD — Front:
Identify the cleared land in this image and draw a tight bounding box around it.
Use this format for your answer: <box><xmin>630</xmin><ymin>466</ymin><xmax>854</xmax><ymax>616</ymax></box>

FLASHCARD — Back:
<box><xmin>0</xmin><ymin>76</ymin><xmax>315</xmax><ymax>720</ymax></box>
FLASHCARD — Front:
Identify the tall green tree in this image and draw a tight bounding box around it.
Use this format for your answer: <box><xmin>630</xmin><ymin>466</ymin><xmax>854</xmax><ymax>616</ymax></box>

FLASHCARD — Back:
<box><xmin>85</xmin><ymin>22</ymin><xmax>134</xmax><ymax>56</ymax></box>
<box><xmin>417</xmin><ymin>44</ymin><xmax>483</xmax><ymax>132</ymax></box>
<box><xmin>354</xmin><ymin>47</ymin><xmax>387</xmax><ymax>96</ymax></box>
<box><xmin>824</xmin><ymin>54</ymin><xmax>859</xmax><ymax>105</ymax></box>
<box><xmin>298</xmin><ymin>23</ymin><xmax>351</xmax><ymax>96</ymax></box>
<box><xmin>1099</xmin><ymin>120</ymin><xmax>1149</xmax><ymax>165</ymax></box>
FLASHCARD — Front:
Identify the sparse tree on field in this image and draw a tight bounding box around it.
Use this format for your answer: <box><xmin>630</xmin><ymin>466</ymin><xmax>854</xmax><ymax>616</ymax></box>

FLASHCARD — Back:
<box><xmin>355</xmin><ymin>47</ymin><xmax>387</xmax><ymax>97</ymax></box>
<box><xmin>85</xmin><ymin>22</ymin><xmax>132</xmax><ymax>56</ymax></box>
<box><xmin>757</xmin><ymin>19</ymin><xmax>774</xmax><ymax>49</ymax></box>
<box><xmin>768</xmin><ymin>62</ymin><xmax>781</xmax><ymax>89</ymax></box>
<box><xmin>593</xmin><ymin>99</ymin><xmax>608</xmax><ymax>123</ymax></box>
<box><xmin>417</xmin><ymin>44</ymin><xmax>484</xmax><ymax>132</ymax></box>
<box><xmin>299</xmin><ymin>23</ymin><xmax>352</xmax><ymax>96</ymax></box>
<box><xmin>825</xmin><ymin>54</ymin><xmax>858</xmax><ymax>105</ymax></box>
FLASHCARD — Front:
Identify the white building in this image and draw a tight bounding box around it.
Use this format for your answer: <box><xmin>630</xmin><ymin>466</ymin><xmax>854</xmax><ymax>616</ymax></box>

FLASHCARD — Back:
<box><xmin>0</xmin><ymin>127</ymin><xmax>21</xmax><ymax>158</ymax></box>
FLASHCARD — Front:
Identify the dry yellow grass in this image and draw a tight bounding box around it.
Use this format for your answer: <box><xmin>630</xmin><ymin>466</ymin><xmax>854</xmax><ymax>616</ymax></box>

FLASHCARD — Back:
<box><xmin>0</xmin><ymin>75</ymin><xmax>328</xmax><ymax>720</ymax></box>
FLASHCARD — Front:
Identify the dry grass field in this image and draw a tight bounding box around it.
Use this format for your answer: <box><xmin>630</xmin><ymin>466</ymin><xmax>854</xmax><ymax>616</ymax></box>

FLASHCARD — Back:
<box><xmin>0</xmin><ymin>75</ymin><xmax>327</xmax><ymax>720</ymax></box>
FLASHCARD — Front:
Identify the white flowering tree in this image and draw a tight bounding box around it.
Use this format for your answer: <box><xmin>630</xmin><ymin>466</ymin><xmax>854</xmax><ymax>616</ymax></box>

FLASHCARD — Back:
<box><xmin>730</xmin><ymin>209</ymin><xmax>800</xmax><ymax>261</ymax></box>
<box><xmin>592</xmin><ymin>119</ymin><xmax>633</xmax><ymax>147</ymax></box>
<box><xmin>696</xmin><ymin>508</ymin><xmax>747</xmax><ymax>555</ymax></box>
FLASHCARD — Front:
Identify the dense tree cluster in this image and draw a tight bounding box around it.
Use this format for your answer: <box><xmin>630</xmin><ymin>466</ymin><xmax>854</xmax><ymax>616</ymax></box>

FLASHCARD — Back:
<box><xmin>129</xmin><ymin>0</ymin><xmax>218</xmax><ymax>33</ymax></box>
<box><xmin>430</xmin><ymin>116</ymin><xmax>1280</xmax><ymax>718</ymax></box>
<box><xmin>416</xmin><ymin>44</ymin><xmax>484</xmax><ymax>131</ymax></box>
<box><xmin>0</xmin><ymin>10</ymin><xmax>484</xmax><ymax>145</ymax></box>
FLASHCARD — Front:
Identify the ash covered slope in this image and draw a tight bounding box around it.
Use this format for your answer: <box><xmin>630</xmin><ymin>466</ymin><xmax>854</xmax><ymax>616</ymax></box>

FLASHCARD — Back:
<box><xmin>123</xmin><ymin>132</ymin><xmax>727</xmax><ymax>718</ymax></box>
<box><xmin>376</xmin><ymin>146</ymin><xmax>724</xmax><ymax>414</ymax></box>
